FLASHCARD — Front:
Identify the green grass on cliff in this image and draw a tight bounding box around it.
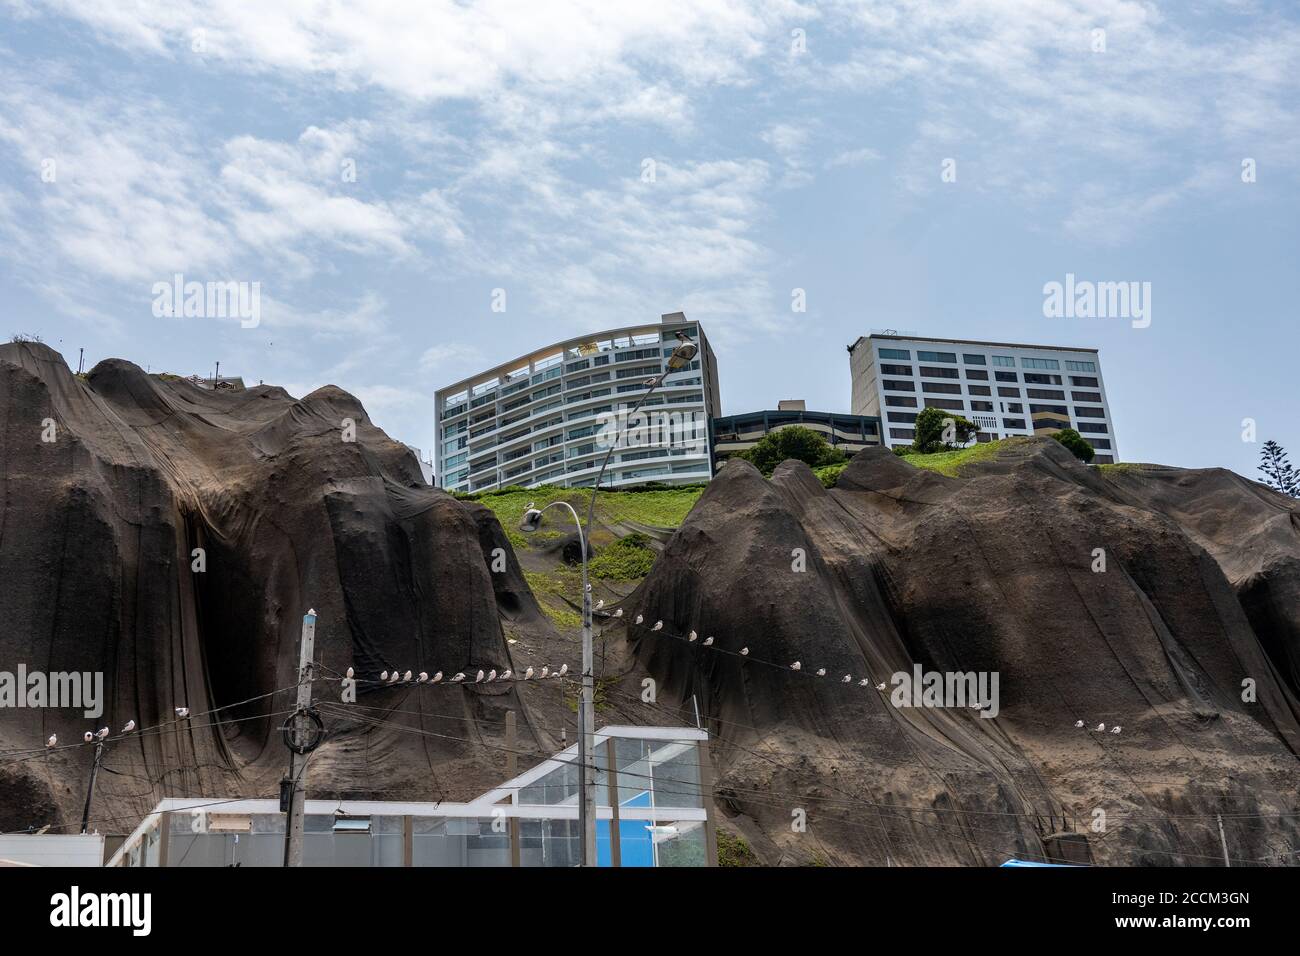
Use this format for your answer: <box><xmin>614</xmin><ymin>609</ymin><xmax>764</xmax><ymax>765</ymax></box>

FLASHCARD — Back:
<box><xmin>899</xmin><ymin>437</ymin><xmax>1030</xmax><ymax>478</ymax></box>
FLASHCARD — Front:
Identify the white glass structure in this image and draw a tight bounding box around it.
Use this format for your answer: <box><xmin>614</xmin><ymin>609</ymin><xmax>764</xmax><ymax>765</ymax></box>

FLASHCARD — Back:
<box><xmin>107</xmin><ymin>726</ymin><xmax>715</xmax><ymax>868</ymax></box>
<box><xmin>434</xmin><ymin>313</ymin><xmax>721</xmax><ymax>493</ymax></box>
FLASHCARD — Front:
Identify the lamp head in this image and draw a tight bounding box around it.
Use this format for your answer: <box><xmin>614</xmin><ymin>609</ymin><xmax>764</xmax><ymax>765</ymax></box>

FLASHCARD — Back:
<box><xmin>667</xmin><ymin>331</ymin><xmax>698</xmax><ymax>370</ymax></box>
<box><xmin>519</xmin><ymin>503</ymin><xmax>544</xmax><ymax>533</ymax></box>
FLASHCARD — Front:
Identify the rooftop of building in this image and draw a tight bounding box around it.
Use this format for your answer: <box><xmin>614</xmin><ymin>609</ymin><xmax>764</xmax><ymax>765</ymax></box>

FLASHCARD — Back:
<box><xmin>849</xmin><ymin>333</ymin><xmax>1099</xmax><ymax>355</ymax></box>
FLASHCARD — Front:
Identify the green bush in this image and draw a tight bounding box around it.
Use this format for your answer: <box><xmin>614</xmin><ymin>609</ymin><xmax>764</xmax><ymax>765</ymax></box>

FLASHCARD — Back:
<box><xmin>813</xmin><ymin>462</ymin><xmax>848</xmax><ymax>487</ymax></box>
<box><xmin>1052</xmin><ymin>428</ymin><xmax>1095</xmax><ymax>463</ymax></box>
<box><xmin>588</xmin><ymin>531</ymin><xmax>656</xmax><ymax>579</ymax></box>
<box><xmin>912</xmin><ymin>406</ymin><xmax>980</xmax><ymax>454</ymax></box>
<box><xmin>737</xmin><ymin>425</ymin><xmax>846</xmax><ymax>475</ymax></box>
<box><xmin>717</xmin><ymin>830</ymin><xmax>760</xmax><ymax>867</ymax></box>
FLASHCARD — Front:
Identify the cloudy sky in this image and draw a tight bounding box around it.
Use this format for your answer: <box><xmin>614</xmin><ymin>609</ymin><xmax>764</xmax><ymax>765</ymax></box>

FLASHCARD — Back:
<box><xmin>1</xmin><ymin>0</ymin><xmax>1297</xmax><ymax>476</ymax></box>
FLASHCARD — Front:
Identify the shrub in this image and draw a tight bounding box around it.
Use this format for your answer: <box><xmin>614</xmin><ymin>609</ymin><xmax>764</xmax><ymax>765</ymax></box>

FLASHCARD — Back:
<box><xmin>1052</xmin><ymin>428</ymin><xmax>1095</xmax><ymax>463</ymax></box>
<box><xmin>737</xmin><ymin>425</ymin><xmax>846</xmax><ymax>474</ymax></box>
<box><xmin>912</xmin><ymin>406</ymin><xmax>980</xmax><ymax>454</ymax></box>
<box><xmin>588</xmin><ymin>531</ymin><xmax>656</xmax><ymax>579</ymax></box>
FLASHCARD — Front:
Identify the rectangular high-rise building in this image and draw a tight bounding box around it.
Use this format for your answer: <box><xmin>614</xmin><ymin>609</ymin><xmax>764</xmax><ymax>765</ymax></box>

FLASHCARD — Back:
<box><xmin>848</xmin><ymin>334</ymin><xmax>1119</xmax><ymax>463</ymax></box>
<box><xmin>435</xmin><ymin>313</ymin><xmax>721</xmax><ymax>493</ymax></box>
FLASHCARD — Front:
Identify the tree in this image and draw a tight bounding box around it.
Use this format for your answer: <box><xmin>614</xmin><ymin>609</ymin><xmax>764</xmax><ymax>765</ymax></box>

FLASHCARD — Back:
<box><xmin>737</xmin><ymin>425</ymin><xmax>846</xmax><ymax>474</ymax></box>
<box><xmin>911</xmin><ymin>406</ymin><xmax>980</xmax><ymax>454</ymax></box>
<box><xmin>1052</xmin><ymin>428</ymin><xmax>1095</xmax><ymax>463</ymax></box>
<box><xmin>1258</xmin><ymin>440</ymin><xmax>1299</xmax><ymax>497</ymax></box>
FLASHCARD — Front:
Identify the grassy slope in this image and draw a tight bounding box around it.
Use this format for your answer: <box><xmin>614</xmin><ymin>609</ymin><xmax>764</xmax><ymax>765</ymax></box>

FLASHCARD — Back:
<box><xmin>896</xmin><ymin>436</ymin><xmax>1032</xmax><ymax>477</ymax></box>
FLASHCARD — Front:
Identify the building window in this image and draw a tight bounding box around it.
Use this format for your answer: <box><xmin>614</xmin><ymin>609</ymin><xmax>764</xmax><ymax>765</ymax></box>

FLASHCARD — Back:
<box><xmin>919</xmin><ymin>366</ymin><xmax>960</xmax><ymax>379</ymax></box>
<box><xmin>965</xmin><ymin>369</ymin><xmax>989</xmax><ymax>381</ymax></box>
<box><xmin>924</xmin><ymin>398</ymin><xmax>964</xmax><ymax>411</ymax></box>
<box><xmin>1069</xmin><ymin>376</ymin><xmax>1099</xmax><ymax>388</ymax></box>
<box><xmin>1088</xmin><ymin>438</ymin><xmax>1112</xmax><ymax>449</ymax></box>
<box><xmin>963</xmin><ymin>354</ymin><xmax>986</xmax><ymax>365</ymax></box>
<box><xmin>916</xmin><ymin>350</ymin><xmax>957</xmax><ymax>363</ymax></box>
<box><xmin>1026</xmin><ymin>388</ymin><xmax>1066</xmax><ymax>400</ymax></box>
<box><xmin>887</xmin><ymin>411</ymin><xmax>917</xmax><ymax>423</ymax></box>
<box><xmin>1074</xmin><ymin>406</ymin><xmax>1106</xmax><ymax>418</ymax></box>
<box><xmin>883</xmin><ymin>379</ymin><xmax>915</xmax><ymax>391</ymax></box>
<box><xmin>922</xmin><ymin>382</ymin><xmax>961</xmax><ymax>394</ymax></box>
<box><xmin>1003</xmin><ymin>418</ymin><xmax>1026</xmax><ymax>429</ymax></box>
<box><xmin>967</xmin><ymin>385</ymin><xmax>992</xmax><ymax>396</ymax></box>
<box><xmin>1071</xmin><ymin>391</ymin><xmax>1102</xmax><ymax>403</ymax></box>
<box><xmin>889</xmin><ymin>427</ymin><xmax>915</xmax><ymax>440</ymax></box>
<box><xmin>992</xmin><ymin>355</ymin><xmax>1016</xmax><ymax>367</ymax></box>
<box><xmin>1021</xmin><ymin>357</ymin><xmax>1061</xmax><ymax>370</ymax></box>
<box><xmin>885</xmin><ymin>395</ymin><xmax>918</xmax><ymax>408</ymax></box>
<box><xmin>1065</xmin><ymin>360</ymin><xmax>1097</xmax><ymax>373</ymax></box>
<box><xmin>1005</xmin><ymin>403</ymin><xmax>1024</xmax><ymax>413</ymax></box>
<box><xmin>1076</xmin><ymin>422</ymin><xmax>1109</xmax><ymax>434</ymax></box>
<box><xmin>879</xmin><ymin>348</ymin><xmax>911</xmax><ymax>360</ymax></box>
<box><xmin>995</xmin><ymin>371</ymin><xmax>1018</xmax><ymax>383</ymax></box>
<box><xmin>970</xmin><ymin>400</ymin><xmax>994</xmax><ymax>411</ymax></box>
<box><xmin>1024</xmin><ymin>373</ymin><xmax>1062</xmax><ymax>385</ymax></box>
<box><xmin>880</xmin><ymin>364</ymin><xmax>913</xmax><ymax>376</ymax></box>
<box><xmin>997</xmin><ymin>387</ymin><xmax>1020</xmax><ymax>398</ymax></box>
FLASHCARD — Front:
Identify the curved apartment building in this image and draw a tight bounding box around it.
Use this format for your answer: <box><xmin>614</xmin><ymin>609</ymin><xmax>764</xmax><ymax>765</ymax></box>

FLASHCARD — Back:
<box><xmin>435</xmin><ymin>313</ymin><xmax>720</xmax><ymax>493</ymax></box>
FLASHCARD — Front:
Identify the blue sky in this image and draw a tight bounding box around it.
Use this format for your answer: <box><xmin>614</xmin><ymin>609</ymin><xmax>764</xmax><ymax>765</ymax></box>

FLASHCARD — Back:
<box><xmin>1</xmin><ymin>1</ymin><xmax>1297</xmax><ymax>478</ymax></box>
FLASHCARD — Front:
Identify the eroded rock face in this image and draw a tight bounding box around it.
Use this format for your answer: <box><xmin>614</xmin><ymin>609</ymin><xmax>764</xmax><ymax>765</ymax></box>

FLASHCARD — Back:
<box><xmin>624</xmin><ymin>442</ymin><xmax>1300</xmax><ymax>866</ymax></box>
<box><xmin>0</xmin><ymin>343</ymin><xmax>564</xmax><ymax>832</ymax></box>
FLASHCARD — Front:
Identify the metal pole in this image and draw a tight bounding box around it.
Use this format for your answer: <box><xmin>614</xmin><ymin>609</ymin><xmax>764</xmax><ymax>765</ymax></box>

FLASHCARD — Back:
<box><xmin>283</xmin><ymin>610</ymin><xmax>316</xmax><ymax>867</ymax></box>
<box><xmin>79</xmin><ymin>739</ymin><xmax>106</xmax><ymax>834</ymax></box>
<box><xmin>1217</xmin><ymin>813</ymin><xmax>1230</xmax><ymax>867</ymax></box>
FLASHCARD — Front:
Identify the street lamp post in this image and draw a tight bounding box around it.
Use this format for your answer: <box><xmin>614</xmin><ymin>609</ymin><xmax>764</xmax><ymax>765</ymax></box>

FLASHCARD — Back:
<box><xmin>520</xmin><ymin>329</ymin><xmax>699</xmax><ymax>867</ymax></box>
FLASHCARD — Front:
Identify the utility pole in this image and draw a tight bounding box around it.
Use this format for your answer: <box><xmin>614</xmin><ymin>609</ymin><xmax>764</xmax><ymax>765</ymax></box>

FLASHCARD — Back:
<box><xmin>579</xmin><ymin>580</ymin><xmax>598</xmax><ymax>866</ymax></box>
<box><xmin>79</xmin><ymin>738</ymin><xmax>106</xmax><ymax>834</ymax></box>
<box><xmin>1217</xmin><ymin>813</ymin><xmax>1231</xmax><ymax>867</ymax></box>
<box><xmin>282</xmin><ymin>609</ymin><xmax>317</xmax><ymax>867</ymax></box>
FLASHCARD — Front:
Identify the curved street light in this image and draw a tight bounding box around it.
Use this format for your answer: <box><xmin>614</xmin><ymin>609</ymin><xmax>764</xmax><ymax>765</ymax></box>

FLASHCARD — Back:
<box><xmin>519</xmin><ymin>329</ymin><xmax>699</xmax><ymax>867</ymax></box>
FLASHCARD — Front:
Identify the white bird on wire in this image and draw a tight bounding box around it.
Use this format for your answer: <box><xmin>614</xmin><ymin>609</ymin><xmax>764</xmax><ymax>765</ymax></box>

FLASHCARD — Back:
<box><xmin>875</xmin><ymin>683</ymin><xmax>886</xmax><ymax>691</ymax></box>
<box><xmin>403</xmin><ymin>670</ymin><xmax>413</xmax><ymax>683</ymax></box>
<box><xmin>970</xmin><ymin>702</ymin><xmax>983</xmax><ymax>710</ymax></box>
<box><xmin>1111</xmin><ymin>726</ymin><xmax>1122</xmax><ymax>735</ymax></box>
<box><xmin>418</xmin><ymin>672</ymin><xmax>428</xmax><ymax>683</ymax></box>
<box><xmin>1096</xmin><ymin>723</ymin><xmax>1106</xmax><ymax>732</ymax></box>
<box><xmin>558</xmin><ymin>664</ymin><xmax>569</xmax><ymax>677</ymax></box>
<box><xmin>451</xmin><ymin>672</ymin><xmax>465</xmax><ymax>683</ymax></box>
<box><xmin>614</xmin><ymin>608</ymin><xmax>624</xmax><ymax>618</ymax></box>
<box><xmin>703</xmin><ymin>637</ymin><xmax>714</xmax><ymax>646</ymax></box>
<box><xmin>96</xmin><ymin>727</ymin><xmax>109</xmax><ymax>739</ymax></box>
<box><xmin>475</xmin><ymin>670</ymin><xmax>485</xmax><ymax>683</ymax></box>
<box><xmin>688</xmin><ymin>630</ymin><xmax>697</xmax><ymax>642</ymax></box>
<box><xmin>1074</xmin><ymin>720</ymin><xmax>1084</xmax><ymax>728</ymax></box>
<box><xmin>46</xmin><ymin>735</ymin><xmax>57</xmax><ymax>748</ymax></box>
<box><xmin>525</xmin><ymin>667</ymin><xmax>535</xmax><ymax>680</ymax></box>
<box><xmin>380</xmin><ymin>670</ymin><xmax>389</xmax><ymax>682</ymax></box>
<box><xmin>858</xmin><ymin>679</ymin><xmax>870</xmax><ymax>687</ymax></box>
<box><xmin>501</xmin><ymin>669</ymin><xmax>512</xmax><ymax>680</ymax></box>
<box><xmin>345</xmin><ymin>667</ymin><xmax>354</xmax><ymax>679</ymax></box>
<box><xmin>653</xmin><ymin>621</ymin><xmax>663</xmax><ymax>631</ymax></box>
<box><xmin>842</xmin><ymin>675</ymin><xmax>852</xmax><ymax>683</ymax></box>
<box><xmin>595</xmin><ymin>599</ymin><xmax>605</xmax><ymax>610</ymax></box>
<box><xmin>175</xmin><ymin>707</ymin><xmax>189</xmax><ymax>718</ymax></box>
<box><xmin>388</xmin><ymin>671</ymin><xmax>400</xmax><ymax>684</ymax></box>
<box><xmin>541</xmin><ymin>666</ymin><xmax>550</xmax><ymax>679</ymax></box>
<box><xmin>815</xmin><ymin>668</ymin><xmax>826</xmax><ymax>677</ymax></box>
<box><xmin>487</xmin><ymin>669</ymin><xmax>497</xmax><ymax>682</ymax></box>
<box><xmin>122</xmin><ymin>720</ymin><xmax>136</xmax><ymax>733</ymax></box>
<box><xmin>431</xmin><ymin>672</ymin><xmax>443</xmax><ymax>684</ymax></box>
<box><xmin>635</xmin><ymin>614</ymin><xmax>644</xmax><ymax>625</ymax></box>
<box><xmin>791</xmin><ymin>661</ymin><xmax>802</xmax><ymax>671</ymax></box>
<box><xmin>740</xmin><ymin>647</ymin><xmax>749</xmax><ymax>656</ymax></box>
<box><xmin>83</xmin><ymin>732</ymin><xmax>94</xmax><ymax>743</ymax></box>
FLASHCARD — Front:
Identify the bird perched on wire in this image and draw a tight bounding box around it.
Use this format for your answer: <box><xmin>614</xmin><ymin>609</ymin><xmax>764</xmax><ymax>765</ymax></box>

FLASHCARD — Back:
<box><xmin>380</xmin><ymin>670</ymin><xmax>389</xmax><ymax>682</ymax></box>
<box><xmin>614</xmin><ymin>609</ymin><xmax>624</xmax><ymax>618</ymax></box>
<box><xmin>703</xmin><ymin>637</ymin><xmax>714</xmax><ymax>646</ymax></box>
<box><xmin>815</xmin><ymin>668</ymin><xmax>826</xmax><ymax>677</ymax></box>
<box><xmin>175</xmin><ymin>707</ymin><xmax>189</xmax><ymax>718</ymax></box>
<box><xmin>688</xmin><ymin>630</ymin><xmax>697</xmax><ymax>642</ymax></box>
<box><xmin>653</xmin><ymin>621</ymin><xmax>664</xmax><ymax>631</ymax></box>
<box><xmin>46</xmin><ymin>735</ymin><xmax>57</xmax><ymax>748</ymax></box>
<box><xmin>558</xmin><ymin>664</ymin><xmax>569</xmax><ymax>677</ymax></box>
<box><xmin>790</xmin><ymin>661</ymin><xmax>802</xmax><ymax>671</ymax></box>
<box><xmin>475</xmin><ymin>670</ymin><xmax>485</xmax><ymax>683</ymax></box>
<box><xmin>541</xmin><ymin>666</ymin><xmax>550</xmax><ymax>679</ymax></box>
<box><xmin>1096</xmin><ymin>723</ymin><xmax>1106</xmax><ymax>732</ymax></box>
<box><xmin>740</xmin><ymin>647</ymin><xmax>749</xmax><ymax>656</ymax></box>
<box><xmin>1111</xmin><ymin>726</ymin><xmax>1122</xmax><ymax>735</ymax></box>
<box><xmin>635</xmin><ymin>614</ymin><xmax>644</xmax><ymax>624</ymax></box>
<box><xmin>524</xmin><ymin>667</ymin><xmax>535</xmax><ymax>680</ymax></box>
<box><xmin>501</xmin><ymin>669</ymin><xmax>512</xmax><ymax>680</ymax></box>
<box><xmin>1074</xmin><ymin>720</ymin><xmax>1084</xmax><ymax>728</ymax></box>
<box><xmin>346</xmin><ymin>667</ymin><xmax>355</xmax><ymax>679</ymax></box>
<box><xmin>486</xmin><ymin>669</ymin><xmax>497</xmax><ymax>683</ymax></box>
<box><xmin>875</xmin><ymin>683</ymin><xmax>886</xmax><ymax>691</ymax></box>
<box><xmin>417</xmin><ymin>672</ymin><xmax>428</xmax><ymax>683</ymax></box>
<box><xmin>83</xmin><ymin>731</ymin><xmax>94</xmax><ymax>743</ymax></box>
<box><xmin>402</xmin><ymin>670</ymin><xmax>413</xmax><ymax>683</ymax></box>
<box><xmin>842</xmin><ymin>675</ymin><xmax>852</xmax><ymax>683</ymax></box>
<box><xmin>858</xmin><ymin>678</ymin><xmax>870</xmax><ymax>687</ymax></box>
<box><xmin>431</xmin><ymin>672</ymin><xmax>443</xmax><ymax>684</ymax></box>
<box><xmin>96</xmin><ymin>727</ymin><xmax>109</xmax><ymax>739</ymax></box>
<box><xmin>122</xmin><ymin>720</ymin><xmax>136</xmax><ymax>733</ymax></box>
<box><xmin>595</xmin><ymin>599</ymin><xmax>605</xmax><ymax>610</ymax></box>
<box><xmin>451</xmin><ymin>672</ymin><xmax>465</xmax><ymax>683</ymax></box>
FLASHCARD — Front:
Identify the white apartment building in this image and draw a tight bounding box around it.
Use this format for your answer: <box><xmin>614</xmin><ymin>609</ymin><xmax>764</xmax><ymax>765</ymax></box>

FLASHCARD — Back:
<box><xmin>848</xmin><ymin>334</ymin><xmax>1119</xmax><ymax>463</ymax></box>
<box><xmin>435</xmin><ymin>313</ymin><xmax>721</xmax><ymax>493</ymax></box>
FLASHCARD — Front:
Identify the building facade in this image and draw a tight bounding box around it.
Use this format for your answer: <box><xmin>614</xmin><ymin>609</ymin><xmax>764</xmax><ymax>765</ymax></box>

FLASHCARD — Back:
<box><xmin>849</xmin><ymin>334</ymin><xmax>1119</xmax><ymax>463</ymax></box>
<box><xmin>435</xmin><ymin>313</ymin><xmax>720</xmax><ymax>493</ymax></box>
<box><xmin>711</xmin><ymin>400</ymin><xmax>881</xmax><ymax>469</ymax></box>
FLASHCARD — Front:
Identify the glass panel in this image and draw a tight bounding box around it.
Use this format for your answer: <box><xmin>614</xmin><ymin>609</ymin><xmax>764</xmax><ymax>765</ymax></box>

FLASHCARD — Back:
<box><xmin>518</xmin><ymin>818</ymin><xmax>580</xmax><ymax>867</ymax></box>
<box><xmin>653</xmin><ymin>820</ymin><xmax>708</xmax><ymax>867</ymax></box>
